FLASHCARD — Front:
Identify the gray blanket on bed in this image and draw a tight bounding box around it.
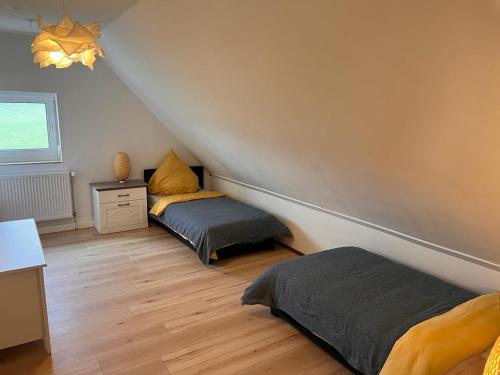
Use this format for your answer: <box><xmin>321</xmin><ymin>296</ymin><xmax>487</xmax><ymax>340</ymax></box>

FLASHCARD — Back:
<box><xmin>152</xmin><ymin>196</ymin><xmax>291</xmax><ymax>265</ymax></box>
<box><xmin>241</xmin><ymin>247</ymin><xmax>476</xmax><ymax>375</ymax></box>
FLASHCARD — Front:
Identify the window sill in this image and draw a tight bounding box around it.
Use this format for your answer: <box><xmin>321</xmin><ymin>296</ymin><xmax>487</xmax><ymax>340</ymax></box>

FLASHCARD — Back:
<box><xmin>0</xmin><ymin>159</ymin><xmax>63</xmax><ymax>166</ymax></box>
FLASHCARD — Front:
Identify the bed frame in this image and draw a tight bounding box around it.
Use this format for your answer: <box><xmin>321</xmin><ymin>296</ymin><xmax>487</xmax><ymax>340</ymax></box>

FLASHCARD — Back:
<box><xmin>270</xmin><ymin>308</ymin><xmax>362</xmax><ymax>375</ymax></box>
<box><xmin>143</xmin><ymin>166</ymin><xmax>204</xmax><ymax>188</ymax></box>
<box><xmin>143</xmin><ymin>166</ymin><xmax>205</xmax><ymax>251</ymax></box>
<box><xmin>143</xmin><ymin>166</ymin><xmax>277</xmax><ymax>262</ymax></box>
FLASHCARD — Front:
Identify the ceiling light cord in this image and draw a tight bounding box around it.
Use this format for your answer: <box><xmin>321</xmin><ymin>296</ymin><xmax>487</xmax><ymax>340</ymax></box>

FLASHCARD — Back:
<box><xmin>62</xmin><ymin>0</ymin><xmax>67</xmax><ymax>16</ymax></box>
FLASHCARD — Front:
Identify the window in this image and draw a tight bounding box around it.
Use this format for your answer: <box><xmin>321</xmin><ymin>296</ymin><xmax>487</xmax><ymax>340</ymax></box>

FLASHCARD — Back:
<box><xmin>0</xmin><ymin>91</ymin><xmax>62</xmax><ymax>164</ymax></box>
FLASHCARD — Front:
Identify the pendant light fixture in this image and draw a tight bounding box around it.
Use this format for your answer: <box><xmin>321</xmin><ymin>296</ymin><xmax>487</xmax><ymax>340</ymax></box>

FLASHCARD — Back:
<box><xmin>31</xmin><ymin>0</ymin><xmax>104</xmax><ymax>70</ymax></box>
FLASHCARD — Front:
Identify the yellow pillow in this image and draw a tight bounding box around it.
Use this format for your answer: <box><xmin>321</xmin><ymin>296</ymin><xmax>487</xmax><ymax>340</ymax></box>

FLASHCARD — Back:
<box><xmin>483</xmin><ymin>335</ymin><xmax>500</xmax><ymax>375</ymax></box>
<box><xmin>381</xmin><ymin>292</ymin><xmax>500</xmax><ymax>375</ymax></box>
<box><xmin>148</xmin><ymin>150</ymin><xmax>199</xmax><ymax>195</ymax></box>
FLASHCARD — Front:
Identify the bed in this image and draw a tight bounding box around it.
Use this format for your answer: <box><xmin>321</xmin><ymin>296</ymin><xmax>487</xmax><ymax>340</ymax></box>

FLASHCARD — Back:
<box><xmin>144</xmin><ymin>167</ymin><xmax>291</xmax><ymax>265</ymax></box>
<box><xmin>241</xmin><ymin>247</ymin><xmax>491</xmax><ymax>375</ymax></box>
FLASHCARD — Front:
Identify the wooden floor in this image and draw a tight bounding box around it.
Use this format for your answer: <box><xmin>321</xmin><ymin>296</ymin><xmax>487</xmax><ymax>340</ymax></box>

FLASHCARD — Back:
<box><xmin>0</xmin><ymin>224</ymin><xmax>351</xmax><ymax>375</ymax></box>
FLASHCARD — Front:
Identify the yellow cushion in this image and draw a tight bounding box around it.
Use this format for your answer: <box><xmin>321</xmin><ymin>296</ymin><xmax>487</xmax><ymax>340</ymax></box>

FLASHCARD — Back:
<box><xmin>148</xmin><ymin>150</ymin><xmax>199</xmax><ymax>195</ymax></box>
<box><xmin>381</xmin><ymin>292</ymin><xmax>500</xmax><ymax>375</ymax></box>
<box><xmin>483</xmin><ymin>335</ymin><xmax>500</xmax><ymax>375</ymax></box>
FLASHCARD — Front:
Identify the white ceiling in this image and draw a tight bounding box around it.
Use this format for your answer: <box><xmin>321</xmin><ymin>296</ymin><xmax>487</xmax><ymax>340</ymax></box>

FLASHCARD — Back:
<box><xmin>0</xmin><ymin>0</ymin><xmax>138</xmax><ymax>34</ymax></box>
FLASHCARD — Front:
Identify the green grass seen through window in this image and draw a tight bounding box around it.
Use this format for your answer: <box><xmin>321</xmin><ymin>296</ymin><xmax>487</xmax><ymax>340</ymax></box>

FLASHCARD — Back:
<box><xmin>0</xmin><ymin>103</ymin><xmax>49</xmax><ymax>150</ymax></box>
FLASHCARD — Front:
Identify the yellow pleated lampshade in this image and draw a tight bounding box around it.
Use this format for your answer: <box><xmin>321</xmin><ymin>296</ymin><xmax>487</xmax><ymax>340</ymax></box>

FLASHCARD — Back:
<box><xmin>31</xmin><ymin>15</ymin><xmax>104</xmax><ymax>70</ymax></box>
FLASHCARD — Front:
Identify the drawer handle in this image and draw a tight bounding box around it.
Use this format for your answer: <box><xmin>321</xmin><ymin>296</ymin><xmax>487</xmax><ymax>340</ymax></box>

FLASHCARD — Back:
<box><xmin>118</xmin><ymin>203</ymin><xmax>131</xmax><ymax>207</ymax></box>
<box><xmin>117</xmin><ymin>193</ymin><xmax>130</xmax><ymax>197</ymax></box>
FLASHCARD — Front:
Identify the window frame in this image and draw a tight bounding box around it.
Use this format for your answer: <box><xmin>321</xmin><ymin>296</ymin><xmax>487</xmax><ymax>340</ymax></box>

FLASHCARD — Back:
<box><xmin>0</xmin><ymin>91</ymin><xmax>62</xmax><ymax>165</ymax></box>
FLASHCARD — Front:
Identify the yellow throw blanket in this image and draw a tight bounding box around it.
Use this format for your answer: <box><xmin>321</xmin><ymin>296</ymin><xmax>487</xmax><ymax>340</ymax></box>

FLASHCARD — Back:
<box><xmin>381</xmin><ymin>292</ymin><xmax>500</xmax><ymax>375</ymax></box>
<box><xmin>149</xmin><ymin>191</ymin><xmax>225</xmax><ymax>217</ymax></box>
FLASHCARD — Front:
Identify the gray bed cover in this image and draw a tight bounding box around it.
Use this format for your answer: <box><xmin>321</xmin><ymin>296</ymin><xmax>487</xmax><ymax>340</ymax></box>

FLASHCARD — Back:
<box><xmin>151</xmin><ymin>196</ymin><xmax>291</xmax><ymax>265</ymax></box>
<box><xmin>241</xmin><ymin>247</ymin><xmax>476</xmax><ymax>375</ymax></box>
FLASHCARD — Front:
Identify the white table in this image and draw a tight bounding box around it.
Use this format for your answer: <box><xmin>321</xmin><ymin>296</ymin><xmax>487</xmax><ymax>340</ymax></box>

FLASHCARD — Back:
<box><xmin>0</xmin><ymin>219</ymin><xmax>51</xmax><ymax>353</ymax></box>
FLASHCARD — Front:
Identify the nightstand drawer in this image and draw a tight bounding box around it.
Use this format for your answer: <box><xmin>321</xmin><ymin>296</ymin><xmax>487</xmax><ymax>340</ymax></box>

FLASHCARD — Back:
<box><xmin>98</xmin><ymin>188</ymin><xmax>146</xmax><ymax>204</ymax></box>
<box><xmin>99</xmin><ymin>200</ymin><xmax>147</xmax><ymax>231</ymax></box>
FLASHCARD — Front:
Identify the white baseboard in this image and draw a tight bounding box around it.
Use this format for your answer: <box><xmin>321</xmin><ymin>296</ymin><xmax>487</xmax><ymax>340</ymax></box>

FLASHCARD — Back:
<box><xmin>211</xmin><ymin>175</ymin><xmax>500</xmax><ymax>294</ymax></box>
<box><xmin>76</xmin><ymin>220</ymin><xmax>94</xmax><ymax>230</ymax></box>
<box><xmin>37</xmin><ymin>220</ymin><xmax>94</xmax><ymax>234</ymax></box>
<box><xmin>37</xmin><ymin>223</ymin><xmax>76</xmax><ymax>234</ymax></box>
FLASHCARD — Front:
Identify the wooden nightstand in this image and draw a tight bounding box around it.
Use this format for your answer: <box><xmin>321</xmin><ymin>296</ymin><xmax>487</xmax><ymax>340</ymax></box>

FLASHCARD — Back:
<box><xmin>90</xmin><ymin>180</ymin><xmax>148</xmax><ymax>234</ymax></box>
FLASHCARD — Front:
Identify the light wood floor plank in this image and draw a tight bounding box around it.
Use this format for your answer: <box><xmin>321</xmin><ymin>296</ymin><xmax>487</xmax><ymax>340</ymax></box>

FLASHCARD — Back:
<box><xmin>0</xmin><ymin>224</ymin><xmax>349</xmax><ymax>374</ymax></box>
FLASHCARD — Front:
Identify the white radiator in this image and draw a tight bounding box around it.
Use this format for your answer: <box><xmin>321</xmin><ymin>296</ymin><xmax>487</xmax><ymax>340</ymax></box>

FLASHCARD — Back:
<box><xmin>0</xmin><ymin>172</ymin><xmax>74</xmax><ymax>222</ymax></box>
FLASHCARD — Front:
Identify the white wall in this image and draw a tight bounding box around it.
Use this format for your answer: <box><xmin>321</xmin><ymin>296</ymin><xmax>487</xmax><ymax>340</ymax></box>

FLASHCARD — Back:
<box><xmin>0</xmin><ymin>32</ymin><xmax>197</xmax><ymax>230</ymax></box>
<box><xmin>211</xmin><ymin>175</ymin><xmax>500</xmax><ymax>294</ymax></box>
<box><xmin>103</xmin><ymin>0</ymin><xmax>500</xmax><ymax>266</ymax></box>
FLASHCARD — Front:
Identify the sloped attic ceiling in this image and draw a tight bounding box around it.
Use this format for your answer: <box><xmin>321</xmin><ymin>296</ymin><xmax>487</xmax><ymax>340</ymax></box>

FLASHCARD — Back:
<box><xmin>102</xmin><ymin>0</ymin><xmax>500</xmax><ymax>265</ymax></box>
<box><xmin>0</xmin><ymin>0</ymin><xmax>138</xmax><ymax>33</ymax></box>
